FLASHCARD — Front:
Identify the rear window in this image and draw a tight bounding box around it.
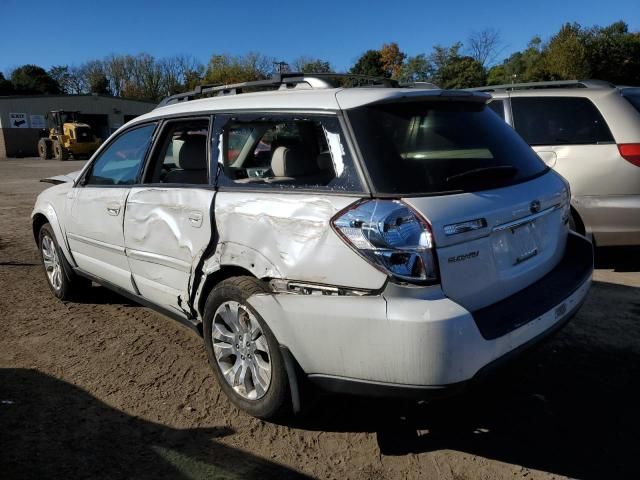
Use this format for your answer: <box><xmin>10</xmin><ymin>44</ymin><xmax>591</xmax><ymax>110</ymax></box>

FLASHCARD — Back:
<box><xmin>622</xmin><ymin>89</ymin><xmax>640</xmax><ymax>114</ymax></box>
<box><xmin>511</xmin><ymin>97</ymin><xmax>614</xmax><ymax>146</ymax></box>
<box><xmin>347</xmin><ymin>100</ymin><xmax>547</xmax><ymax>195</ymax></box>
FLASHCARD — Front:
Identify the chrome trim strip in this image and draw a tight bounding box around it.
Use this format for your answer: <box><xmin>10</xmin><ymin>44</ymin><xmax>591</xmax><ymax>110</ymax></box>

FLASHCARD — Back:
<box><xmin>126</xmin><ymin>248</ymin><xmax>192</xmax><ymax>272</ymax></box>
<box><xmin>492</xmin><ymin>204</ymin><xmax>560</xmax><ymax>232</ymax></box>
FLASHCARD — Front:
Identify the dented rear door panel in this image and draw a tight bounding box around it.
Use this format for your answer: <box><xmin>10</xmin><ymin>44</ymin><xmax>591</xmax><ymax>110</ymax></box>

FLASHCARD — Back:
<box><xmin>124</xmin><ymin>187</ymin><xmax>215</xmax><ymax>315</ymax></box>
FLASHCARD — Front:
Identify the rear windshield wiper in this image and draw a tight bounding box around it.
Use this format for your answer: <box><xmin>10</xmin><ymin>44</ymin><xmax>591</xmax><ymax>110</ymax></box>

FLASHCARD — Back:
<box><xmin>446</xmin><ymin>165</ymin><xmax>518</xmax><ymax>185</ymax></box>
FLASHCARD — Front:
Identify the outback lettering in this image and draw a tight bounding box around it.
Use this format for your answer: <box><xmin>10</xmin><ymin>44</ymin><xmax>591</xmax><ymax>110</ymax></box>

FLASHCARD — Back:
<box><xmin>447</xmin><ymin>251</ymin><xmax>480</xmax><ymax>263</ymax></box>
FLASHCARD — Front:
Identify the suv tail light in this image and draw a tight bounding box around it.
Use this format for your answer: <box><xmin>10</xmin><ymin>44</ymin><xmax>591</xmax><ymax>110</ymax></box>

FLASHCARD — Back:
<box><xmin>331</xmin><ymin>199</ymin><xmax>439</xmax><ymax>284</ymax></box>
<box><xmin>618</xmin><ymin>144</ymin><xmax>640</xmax><ymax>167</ymax></box>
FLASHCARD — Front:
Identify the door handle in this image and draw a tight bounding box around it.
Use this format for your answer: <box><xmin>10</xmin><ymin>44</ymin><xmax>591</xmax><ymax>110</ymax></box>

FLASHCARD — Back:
<box><xmin>106</xmin><ymin>204</ymin><xmax>121</xmax><ymax>216</ymax></box>
<box><xmin>187</xmin><ymin>211</ymin><xmax>203</xmax><ymax>228</ymax></box>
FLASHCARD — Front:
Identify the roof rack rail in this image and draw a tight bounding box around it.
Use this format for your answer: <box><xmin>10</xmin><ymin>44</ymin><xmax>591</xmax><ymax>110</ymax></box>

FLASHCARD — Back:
<box><xmin>398</xmin><ymin>81</ymin><xmax>439</xmax><ymax>89</ymax></box>
<box><xmin>156</xmin><ymin>72</ymin><xmax>402</xmax><ymax>108</ymax></box>
<box><xmin>466</xmin><ymin>79</ymin><xmax>616</xmax><ymax>93</ymax></box>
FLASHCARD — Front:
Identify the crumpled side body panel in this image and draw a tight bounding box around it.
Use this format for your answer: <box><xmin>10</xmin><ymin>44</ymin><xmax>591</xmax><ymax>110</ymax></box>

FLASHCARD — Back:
<box><xmin>204</xmin><ymin>192</ymin><xmax>387</xmax><ymax>289</ymax></box>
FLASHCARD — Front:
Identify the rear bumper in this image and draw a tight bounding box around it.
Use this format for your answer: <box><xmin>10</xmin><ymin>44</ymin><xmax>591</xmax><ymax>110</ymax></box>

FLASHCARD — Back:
<box><xmin>310</xmin><ymin>288</ymin><xmax>584</xmax><ymax>399</ymax></box>
<box><xmin>250</xmin><ymin>234</ymin><xmax>593</xmax><ymax>393</ymax></box>
<box><xmin>472</xmin><ymin>232</ymin><xmax>593</xmax><ymax>340</ymax></box>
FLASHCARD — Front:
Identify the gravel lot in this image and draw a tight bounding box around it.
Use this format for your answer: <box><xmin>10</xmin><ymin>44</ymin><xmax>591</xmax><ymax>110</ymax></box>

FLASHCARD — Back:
<box><xmin>1</xmin><ymin>158</ymin><xmax>639</xmax><ymax>480</ymax></box>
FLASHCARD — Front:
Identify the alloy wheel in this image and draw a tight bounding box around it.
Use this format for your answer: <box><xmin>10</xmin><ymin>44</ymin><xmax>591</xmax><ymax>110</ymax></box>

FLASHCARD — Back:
<box><xmin>212</xmin><ymin>301</ymin><xmax>272</xmax><ymax>400</ymax></box>
<box><xmin>41</xmin><ymin>234</ymin><xmax>62</xmax><ymax>291</ymax></box>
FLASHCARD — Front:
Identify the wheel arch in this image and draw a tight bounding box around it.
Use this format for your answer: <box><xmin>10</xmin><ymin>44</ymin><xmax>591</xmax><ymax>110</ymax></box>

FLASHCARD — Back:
<box><xmin>31</xmin><ymin>205</ymin><xmax>76</xmax><ymax>267</ymax></box>
<box><xmin>196</xmin><ymin>265</ymin><xmax>262</xmax><ymax>319</ymax></box>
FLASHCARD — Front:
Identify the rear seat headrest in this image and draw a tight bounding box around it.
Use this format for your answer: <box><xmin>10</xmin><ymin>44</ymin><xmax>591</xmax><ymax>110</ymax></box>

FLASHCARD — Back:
<box><xmin>178</xmin><ymin>135</ymin><xmax>207</xmax><ymax>171</ymax></box>
<box><xmin>271</xmin><ymin>146</ymin><xmax>308</xmax><ymax>177</ymax></box>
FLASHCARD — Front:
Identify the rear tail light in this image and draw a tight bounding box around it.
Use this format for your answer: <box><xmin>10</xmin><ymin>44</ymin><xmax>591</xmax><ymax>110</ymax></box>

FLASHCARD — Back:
<box><xmin>331</xmin><ymin>199</ymin><xmax>439</xmax><ymax>284</ymax></box>
<box><xmin>618</xmin><ymin>144</ymin><xmax>640</xmax><ymax>167</ymax></box>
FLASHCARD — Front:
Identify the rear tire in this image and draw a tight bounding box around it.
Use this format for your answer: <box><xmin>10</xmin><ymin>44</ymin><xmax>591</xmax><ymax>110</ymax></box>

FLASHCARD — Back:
<box><xmin>38</xmin><ymin>223</ymin><xmax>89</xmax><ymax>300</ymax></box>
<box><xmin>53</xmin><ymin>141</ymin><xmax>69</xmax><ymax>161</ymax></box>
<box><xmin>38</xmin><ymin>138</ymin><xmax>52</xmax><ymax>160</ymax></box>
<box><xmin>203</xmin><ymin>276</ymin><xmax>289</xmax><ymax>419</ymax></box>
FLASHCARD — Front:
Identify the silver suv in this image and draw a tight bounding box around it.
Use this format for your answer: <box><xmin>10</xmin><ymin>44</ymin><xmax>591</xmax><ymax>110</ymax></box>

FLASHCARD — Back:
<box><xmin>474</xmin><ymin>80</ymin><xmax>640</xmax><ymax>246</ymax></box>
<box><xmin>32</xmin><ymin>74</ymin><xmax>593</xmax><ymax>419</ymax></box>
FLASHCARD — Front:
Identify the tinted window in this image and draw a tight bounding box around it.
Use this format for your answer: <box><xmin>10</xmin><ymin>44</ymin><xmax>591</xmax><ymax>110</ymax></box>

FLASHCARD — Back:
<box><xmin>215</xmin><ymin>115</ymin><xmax>363</xmax><ymax>191</ymax></box>
<box><xmin>145</xmin><ymin>119</ymin><xmax>209</xmax><ymax>184</ymax></box>
<box><xmin>86</xmin><ymin>124</ymin><xmax>155</xmax><ymax>186</ymax></box>
<box><xmin>487</xmin><ymin>99</ymin><xmax>505</xmax><ymax>119</ymax></box>
<box><xmin>622</xmin><ymin>89</ymin><xmax>640</xmax><ymax>114</ymax></box>
<box><xmin>348</xmin><ymin>101</ymin><xmax>547</xmax><ymax>195</ymax></box>
<box><xmin>511</xmin><ymin>97</ymin><xmax>613</xmax><ymax>146</ymax></box>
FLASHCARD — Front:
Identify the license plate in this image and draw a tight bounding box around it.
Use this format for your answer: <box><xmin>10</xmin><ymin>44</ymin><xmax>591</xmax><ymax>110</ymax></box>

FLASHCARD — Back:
<box><xmin>509</xmin><ymin>221</ymin><xmax>539</xmax><ymax>265</ymax></box>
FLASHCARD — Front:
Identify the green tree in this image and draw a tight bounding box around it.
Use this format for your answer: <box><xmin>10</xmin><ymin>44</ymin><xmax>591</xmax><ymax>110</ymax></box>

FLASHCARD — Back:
<box><xmin>10</xmin><ymin>65</ymin><xmax>60</xmax><ymax>94</ymax></box>
<box><xmin>583</xmin><ymin>21</ymin><xmax>640</xmax><ymax>85</ymax></box>
<box><xmin>486</xmin><ymin>64</ymin><xmax>508</xmax><ymax>85</ymax></box>
<box><xmin>501</xmin><ymin>36</ymin><xmax>549</xmax><ymax>83</ymax></box>
<box><xmin>205</xmin><ymin>53</ymin><xmax>273</xmax><ymax>85</ymax></box>
<box><xmin>291</xmin><ymin>56</ymin><xmax>333</xmax><ymax>73</ymax></box>
<box><xmin>399</xmin><ymin>54</ymin><xmax>432</xmax><ymax>83</ymax></box>
<box><xmin>429</xmin><ymin>43</ymin><xmax>487</xmax><ymax>88</ymax></box>
<box><xmin>350</xmin><ymin>50</ymin><xmax>386</xmax><ymax>77</ymax></box>
<box><xmin>89</xmin><ymin>74</ymin><xmax>111</xmax><ymax>95</ymax></box>
<box><xmin>49</xmin><ymin>66</ymin><xmax>74</xmax><ymax>94</ymax></box>
<box><xmin>544</xmin><ymin>23</ymin><xmax>589</xmax><ymax>79</ymax></box>
<box><xmin>441</xmin><ymin>56</ymin><xmax>487</xmax><ymax>88</ymax></box>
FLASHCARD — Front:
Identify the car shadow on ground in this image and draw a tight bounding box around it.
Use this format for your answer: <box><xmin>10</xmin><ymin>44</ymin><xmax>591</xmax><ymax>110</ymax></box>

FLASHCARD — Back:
<box><xmin>71</xmin><ymin>284</ymin><xmax>138</xmax><ymax>306</ymax></box>
<box><xmin>595</xmin><ymin>245</ymin><xmax>640</xmax><ymax>272</ymax></box>
<box><xmin>0</xmin><ymin>369</ymin><xmax>310</xmax><ymax>480</ymax></box>
<box><xmin>287</xmin><ymin>279</ymin><xmax>640</xmax><ymax>480</ymax></box>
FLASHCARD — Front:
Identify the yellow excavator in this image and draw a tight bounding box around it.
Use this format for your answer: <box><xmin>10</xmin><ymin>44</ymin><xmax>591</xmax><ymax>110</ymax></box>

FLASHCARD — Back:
<box><xmin>38</xmin><ymin>110</ymin><xmax>102</xmax><ymax>160</ymax></box>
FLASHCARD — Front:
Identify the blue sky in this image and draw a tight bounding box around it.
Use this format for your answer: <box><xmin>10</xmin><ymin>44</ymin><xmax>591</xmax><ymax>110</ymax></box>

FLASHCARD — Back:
<box><xmin>1</xmin><ymin>0</ymin><xmax>638</xmax><ymax>73</ymax></box>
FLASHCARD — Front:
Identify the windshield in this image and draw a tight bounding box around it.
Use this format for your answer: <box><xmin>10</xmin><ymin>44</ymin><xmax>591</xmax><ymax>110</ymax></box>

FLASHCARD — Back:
<box><xmin>348</xmin><ymin>100</ymin><xmax>548</xmax><ymax>195</ymax></box>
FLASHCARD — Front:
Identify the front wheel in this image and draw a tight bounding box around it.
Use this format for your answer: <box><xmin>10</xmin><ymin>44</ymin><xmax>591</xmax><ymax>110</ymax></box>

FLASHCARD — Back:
<box><xmin>38</xmin><ymin>223</ymin><xmax>89</xmax><ymax>300</ymax></box>
<box><xmin>38</xmin><ymin>138</ymin><xmax>52</xmax><ymax>159</ymax></box>
<box><xmin>52</xmin><ymin>141</ymin><xmax>69</xmax><ymax>161</ymax></box>
<box><xmin>203</xmin><ymin>276</ymin><xmax>289</xmax><ymax>419</ymax></box>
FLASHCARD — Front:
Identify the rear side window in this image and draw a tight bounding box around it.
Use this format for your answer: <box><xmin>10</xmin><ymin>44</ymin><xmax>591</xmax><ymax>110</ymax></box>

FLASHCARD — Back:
<box><xmin>347</xmin><ymin>101</ymin><xmax>547</xmax><ymax>195</ymax></box>
<box><xmin>511</xmin><ymin>97</ymin><xmax>613</xmax><ymax>146</ymax></box>
<box><xmin>214</xmin><ymin>114</ymin><xmax>364</xmax><ymax>192</ymax></box>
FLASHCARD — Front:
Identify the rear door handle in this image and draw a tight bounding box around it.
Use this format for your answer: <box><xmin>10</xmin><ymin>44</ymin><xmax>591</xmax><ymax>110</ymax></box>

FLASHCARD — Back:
<box><xmin>106</xmin><ymin>203</ymin><xmax>121</xmax><ymax>216</ymax></box>
<box><xmin>188</xmin><ymin>211</ymin><xmax>203</xmax><ymax>228</ymax></box>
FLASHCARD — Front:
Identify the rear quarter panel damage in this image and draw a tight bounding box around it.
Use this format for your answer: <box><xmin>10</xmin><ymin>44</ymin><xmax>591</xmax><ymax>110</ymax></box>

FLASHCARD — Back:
<box><xmin>193</xmin><ymin>192</ymin><xmax>387</xmax><ymax>316</ymax></box>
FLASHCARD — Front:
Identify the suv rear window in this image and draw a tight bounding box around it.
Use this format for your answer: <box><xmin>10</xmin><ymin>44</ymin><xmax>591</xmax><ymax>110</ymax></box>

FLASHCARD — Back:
<box><xmin>347</xmin><ymin>100</ymin><xmax>547</xmax><ymax>195</ymax></box>
<box><xmin>511</xmin><ymin>97</ymin><xmax>614</xmax><ymax>146</ymax></box>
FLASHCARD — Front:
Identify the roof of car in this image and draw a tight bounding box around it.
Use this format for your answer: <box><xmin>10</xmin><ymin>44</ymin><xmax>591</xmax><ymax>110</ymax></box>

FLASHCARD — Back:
<box><xmin>487</xmin><ymin>87</ymin><xmax>620</xmax><ymax>99</ymax></box>
<box><xmin>129</xmin><ymin>86</ymin><xmax>489</xmax><ymax>126</ymax></box>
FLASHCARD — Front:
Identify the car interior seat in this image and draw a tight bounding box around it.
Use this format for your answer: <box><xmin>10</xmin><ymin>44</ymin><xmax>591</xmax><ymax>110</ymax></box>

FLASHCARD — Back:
<box><xmin>164</xmin><ymin>135</ymin><xmax>208</xmax><ymax>184</ymax></box>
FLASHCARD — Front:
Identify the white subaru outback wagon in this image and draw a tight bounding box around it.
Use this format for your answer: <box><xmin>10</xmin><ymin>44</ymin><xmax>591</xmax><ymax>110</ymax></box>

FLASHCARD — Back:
<box><xmin>32</xmin><ymin>73</ymin><xmax>593</xmax><ymax>419</ymax></box>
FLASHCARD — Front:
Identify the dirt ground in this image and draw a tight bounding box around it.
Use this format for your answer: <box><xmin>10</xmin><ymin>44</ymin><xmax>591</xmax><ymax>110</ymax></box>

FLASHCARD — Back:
<box><xmin>1</xmin><ymin>158</ymin><xmax>639</xmax><ymax>480</ymax></box>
